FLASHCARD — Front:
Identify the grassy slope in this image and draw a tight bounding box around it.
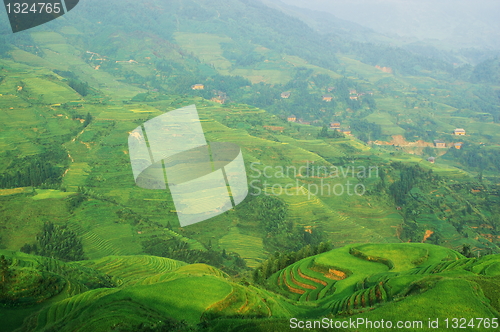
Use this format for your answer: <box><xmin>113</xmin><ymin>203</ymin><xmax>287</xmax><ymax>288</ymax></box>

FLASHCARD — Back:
<box><xmin>0</xmin><ymin>16</ymin><xmax>500</xmax><ymax>331</ymax></box>
<box><xmin>0</xmin><ymin>57</ymin><xmax>493</xmax><ymax>265</ymax></box>
<box><xmin>3</xmin><ymin>244</ymin><xmax>500</xmax><ymax>332</ymax></box>
<box><xmin>205</xmin><ymin>244</ymin><xmax>500</xmax><ymax>332</ymax></box>
<box><xmin>2</xmin><ymin>28</ymin><xmax>498</xmax><ymax>264</ymax></box>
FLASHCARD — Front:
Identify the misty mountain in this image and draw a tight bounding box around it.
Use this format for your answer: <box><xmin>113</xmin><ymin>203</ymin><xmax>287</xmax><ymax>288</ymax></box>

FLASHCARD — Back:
<box><xmin>279</xmin><ymin>0</ymin><xmax>500</xmax><ymax>51</ymax></box>
<box><xmin>7</xmin><ymin>0</ymin><xmax>463</xmax><ymax>78</ymax></box>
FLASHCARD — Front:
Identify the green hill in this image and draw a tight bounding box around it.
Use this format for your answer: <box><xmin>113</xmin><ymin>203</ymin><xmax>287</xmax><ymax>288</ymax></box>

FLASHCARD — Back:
<box><xmin>0</xmin><ymin>0</ymin><xmax>500</xmax><ymax>330</ymax></box>
<box><xmin>2</xmin><ymin>244</ymin><xmax>500</xmax><ymax>331</ymax></box>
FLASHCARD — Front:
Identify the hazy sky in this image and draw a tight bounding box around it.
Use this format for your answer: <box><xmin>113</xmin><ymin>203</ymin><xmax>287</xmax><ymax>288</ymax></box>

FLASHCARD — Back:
<box><xmin>279</xmin><ymin>0</ymin><xmax>500</xmax><ymax>49</ymax></box>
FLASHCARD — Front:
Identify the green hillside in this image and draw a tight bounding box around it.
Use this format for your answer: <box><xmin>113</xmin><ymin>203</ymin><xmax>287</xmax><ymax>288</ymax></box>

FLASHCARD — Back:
<box><xmin>2</xmin><ymin>244</ymin><xmax>500</xmax><ymax>331</ymax></box>
<box><xmin>0</xmin><ymin>0</ymin><xmax>500</xmax><ymax>330</ymax></box>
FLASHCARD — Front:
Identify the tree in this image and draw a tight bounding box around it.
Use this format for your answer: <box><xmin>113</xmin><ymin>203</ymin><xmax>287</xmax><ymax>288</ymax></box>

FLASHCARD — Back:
<box><xmin>318</xmin><ymin>125</ymin><xmax>329</xmax><ymax>138</ymax></box>
<box><xmin>461</xmin><ymin>244</ymin><xmax>474</xmax><ymax>258</ymax></box>
<box><xmin>84</xmin><ymin>112</ymin><xmax>93</xmax><ymax>127</ymax></box>
<box><xmin>0</xmin><ymin>255</ymin><xmax>9</xmax><ymax>283</ymax></box>
<box><xmin>22</xmin><ymin>223</ymin><xmax>85</xmax><ymax>261</ymax></box>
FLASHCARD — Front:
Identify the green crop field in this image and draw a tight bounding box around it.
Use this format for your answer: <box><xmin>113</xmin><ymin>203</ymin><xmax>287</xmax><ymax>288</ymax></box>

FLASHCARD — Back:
<box><xmin>219</xmin><ymin>227</ymin><xmax>266</xmax><ymax>268</ymax></box>
<box><xmin>1</xmin><ymin>2</ymin><xmax>500</xmax><ymax>330</ymax></box>
<box><xmin>6</xmin><ymin>244</ymin><xmax>499</xmax><ymax>332</ymax></box>
<box><xmin>174</xmin><ymin>32</ymin><xmax>294</xmax><ymax>84</ymax></box>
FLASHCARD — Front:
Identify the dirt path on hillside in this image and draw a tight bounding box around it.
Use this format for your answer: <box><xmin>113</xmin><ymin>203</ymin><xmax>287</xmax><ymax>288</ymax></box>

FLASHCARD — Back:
<box><xmin>373</xmin><ymin>135</ymin><xmax>434</xmax><ymax>147</ymax></box>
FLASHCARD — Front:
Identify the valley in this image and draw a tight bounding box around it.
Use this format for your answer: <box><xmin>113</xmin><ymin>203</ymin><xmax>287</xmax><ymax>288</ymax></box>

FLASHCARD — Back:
<box><xmin>0</xmin><ymin>0</ymin><xmax>500</xmax><ymax>331</ymax></box>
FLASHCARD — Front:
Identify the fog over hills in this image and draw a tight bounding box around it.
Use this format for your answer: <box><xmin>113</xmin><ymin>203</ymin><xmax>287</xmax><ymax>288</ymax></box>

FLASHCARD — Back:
<box><xmin>277</xmin><ymin>0</ymin><xmax>500</xmax><ymax>51</ymax></box>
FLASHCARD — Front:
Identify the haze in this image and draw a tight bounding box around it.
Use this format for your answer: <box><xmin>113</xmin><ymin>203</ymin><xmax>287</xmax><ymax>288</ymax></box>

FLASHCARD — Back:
<box><xmin>278</xmin><ymin>0</ymin><xmax>500</xmax><ymax>50</ymax></box>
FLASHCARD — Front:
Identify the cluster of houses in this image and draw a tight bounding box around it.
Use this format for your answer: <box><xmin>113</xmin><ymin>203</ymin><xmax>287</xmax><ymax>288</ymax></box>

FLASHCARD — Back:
<box><xmin>330</xmin><ymin>122</ymin><xmax>351</xmax><ymax>135</ymax></box>
<box><xmin>432</xmin><ymin>128</ymin><xmax>467</xmax><ymax>149</ymax></box>
<box><xmin>191</xmin><ymin>84</ymin><xmax>228</xmax><ymax>104</ymax></box>
<box><xmin>282</xmin><ymin>89</ymin><xmax>373</xmax><ymax>103</ymax></box>
<box><xmin>193</xmin><ymin>84</ymin><xmax>373</xmax><ymax>107</ymax></box>
<box><xmin>429</xmin><ymin>128</ymin><xmax>467</xmax><ymax>163</ymax></box>
<box><xmin>190</xmin><ymin>84</ymin><xmax>469</xmax><ymax>150</ymax></box>
<box><xmin>286</xmin><ymin>117</ymin><xmax>354</xmax><ymax>135</ymax></box>
<box><xmin>433</xmin><ymin>141</ymin><xmax>464</xmax><ymax>149</ymax></box>
<box><xmin>286</xmin><ymin>115</ymin><xmax>314</xmax><ymax>125</ymax></box>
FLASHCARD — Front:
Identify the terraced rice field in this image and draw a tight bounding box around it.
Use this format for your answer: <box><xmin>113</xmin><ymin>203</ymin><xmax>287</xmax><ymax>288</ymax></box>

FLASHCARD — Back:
<box><xmin>268</xmin><ymin>242</ymin><xmax>470</xmax><ymax>316</ymax></box>
<box><xmin>77</xmin><ymin>255</ymin><xmax>187</xmax><ymax>285</ymax></box>
<box><xmin>219</xmin><ymin>227</ymin><xmax>266</xmax><ymax>268</ymax></box>
<box><xmin>272</xmin><ymin>256</ymin><xmax>340</xmax><ymax>302</ymax></box>
<box><xmin>33</xmin><ymin>288</ymin><xmax>119</xmax><ymax>331</ymax></box>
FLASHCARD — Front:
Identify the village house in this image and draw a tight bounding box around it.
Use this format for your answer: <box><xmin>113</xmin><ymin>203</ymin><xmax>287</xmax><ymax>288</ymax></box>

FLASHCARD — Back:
<box><xmin>281</xmin><ymin>91</ymin><xmax>291</xmax><ymax>99</ymax></box>
<box><xmin>330</xmin><ymin>122</ymin><xmax>340</xmax><ymax>129</ymax></box>
<box><xmin>342</xmin><ymin>129</ymin><xmax>352</xmax><ymax>136</ymax></box>
<box><xmin>349</xmin><ymin>96</ymin><xmax>358</xmax><ymax>100</ymax></box>
<box><xmin>287</xmin><ymin>115</ymin><xmax>296</xmax><ymax>122</ymax></box>
<box><xmin>322</xmin><ymin>95</ymin><xmax>333</xmax><ymax>102</ymax></box>
<box><xmin>349</xmin><ymin>89</ymin><xmax>357</xmax><ymax>95</ymax></box>
<box><xmin>454</xmin><ymin>128</ymin><xmax>466</xmax><ymax>136</ymax></box>
<box><xmin>427</xmin><ymin>157</ymin><xmax>436</xmax><ymax>163</ymax></box>
<box><xmin>191</xmin><ymin>84</ymin><xmax>205</xmax><ymax>90</ymax></box>
<box><xmin>434</xmin><ymin>140</ymin><xmax>446</xmax><ymax>148</ymax></box>
<box><xmin>327</xmin><ymin>86</ymin><xmax>336</xmax><ymax>92</ymax></box>
<box><xmin>454</xmin><ymin>142</ymin><xmax>463</xmax><ymax>149</ymax></box>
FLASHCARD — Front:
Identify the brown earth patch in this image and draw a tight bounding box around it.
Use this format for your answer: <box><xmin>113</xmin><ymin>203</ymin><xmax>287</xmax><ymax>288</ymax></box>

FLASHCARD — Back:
<box><xmin>374</xmin><ymin>135</ymin><xmax>434</xmax><ymax>148</ymax></box>
<box><xmin>290</xmin><ymin>270</ymin><xmax>316</xmax><ymax>290</ymax></box>
<box><xmin>282</xmin><ymin>272</ymin><xmax>306</xmax><ymax>294</ymax></box>
<box><xmin>310</xmin><ymin>265</ymin><xmax>348</xmax><ymax>280</ymax></box>
<box><xmin>298</xmin><ymin>268</ymin><xmax>327</xmax><ymax>286</ymax></box>
<box><xmin>325</xmin><ymin>269</ymin><xmax>347</xmax><ymax>281</ymax></box>
<box><xmin>422</xmin><ymin>230</ymin><xmax>434</xmax><ymax>243</ymax></box>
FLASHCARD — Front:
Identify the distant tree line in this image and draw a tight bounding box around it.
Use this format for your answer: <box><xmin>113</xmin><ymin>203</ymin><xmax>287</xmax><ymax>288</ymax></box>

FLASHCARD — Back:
<box><xmin>318</xmin><ymin>125</ymin><xmax>345</xmax><ymax>139</ymax></box>
<box><xmin>0</xmin><ymin>147</ymin><xmax>67</xmax><ymax>189</ymax></box>
<box><xmin>53</xmin><ymin>70</ymin><xmax>93</xmax><ymax>97</ymax></box>
<box><xmin>21</xmin><ymin>222</ymin><xmax>85</xmax><ymax>262</ymax></box>
<box><xmin>332</xmin><ymin>38</ymin><xmax>454</xmax><ymax>77</ymax></box>
<box><xmin>470</xmin><ymin>57</ymin><xmax>500</xmax><ymax>85</ymax></box>
<box><xmin>445</xmin><ymin>144</ymin><xmax>500</xmax><ymax>172</ymax></box>
<box><xmin>248</xmin><ymin>195</ymin><xmax>326</xmax><ymax>252</ymax></box>
<box><xmin>67</xmin><ymin>79</ymin><xmax>91</xmax><ymax>97</ymax></box>
<box><xmin>351</xmin><ymin>119</ymin><xmax>382</xmax><ymax>143</ymax></box>
<box><xmin>388</xmin><ymin>163</ymin><xmax>434</xmax><ymax>206</ymax></box>
<box><xmin>142</xmin><ymin>237</ymin><xmax>247</xmax><ymax>275</ymax></box>
<box><xmin>258</xmin><ymin>195</ymin><xmax>289</xmax><ymax>235</ymax></box>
